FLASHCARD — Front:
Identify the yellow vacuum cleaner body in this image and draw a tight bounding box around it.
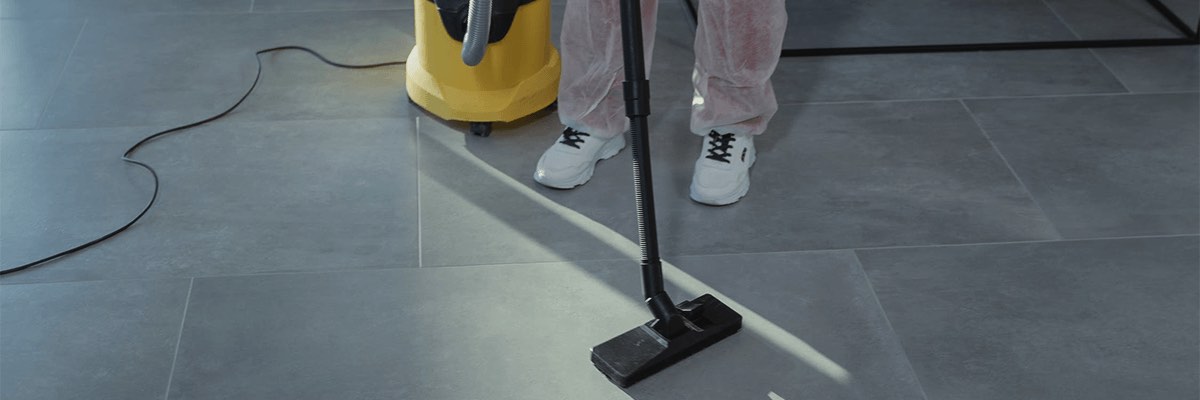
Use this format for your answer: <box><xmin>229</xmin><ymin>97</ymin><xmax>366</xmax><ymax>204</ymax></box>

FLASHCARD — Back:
<box><xmin>406</xmin><ymin>0</ymin><xmax>560</xmax><ymax>136</ymax></box>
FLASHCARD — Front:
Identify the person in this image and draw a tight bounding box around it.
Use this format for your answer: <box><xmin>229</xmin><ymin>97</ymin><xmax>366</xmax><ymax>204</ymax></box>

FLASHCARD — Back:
<box><xmin>533</xmin><ymin>0</ymin><xmax>787</xmax><ymax>206</ymax></box>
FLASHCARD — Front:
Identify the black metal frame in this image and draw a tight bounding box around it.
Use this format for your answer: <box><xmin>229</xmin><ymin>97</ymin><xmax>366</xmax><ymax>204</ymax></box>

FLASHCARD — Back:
<box><xmin>681</xmin><ymin>0</ymin><xmax>1199</xmax><ymax>57</ymax></box>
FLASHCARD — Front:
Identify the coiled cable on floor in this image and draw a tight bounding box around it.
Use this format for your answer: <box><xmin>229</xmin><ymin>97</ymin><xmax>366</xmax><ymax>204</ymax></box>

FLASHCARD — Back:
<box><xmin>0</xmin><ymin>46</ymin><xmax>405</xmax><ymax>276</ymax></box>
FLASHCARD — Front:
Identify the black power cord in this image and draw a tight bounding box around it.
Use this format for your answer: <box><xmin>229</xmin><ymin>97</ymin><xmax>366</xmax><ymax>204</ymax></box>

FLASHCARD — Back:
<box><xmin>0</xmin><ymin>46</ymin><xmax>405</xmax><ymax>276</ymax></box>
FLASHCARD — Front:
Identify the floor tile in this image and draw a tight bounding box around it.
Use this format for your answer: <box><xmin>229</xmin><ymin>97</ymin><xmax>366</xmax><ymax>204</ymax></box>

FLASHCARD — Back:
<box><xmin>1</xmin><ymin>127</ymin><xmax>160</xmax><ymax>279</ymax></box>
<box><xmin>167</xmin><ymin>251</ymin><xmax>924</xmax><ymax>399</ymax></box>
<box><xmin>417</xmin><ymin>101</ymin><xmax>1058</xmax><ymax>267</ymax></box>
<box><xmin>0</xmin><ymin>0</ymin><xmax>249</xmax><ymax>19</ymax></box>
<box><xmin>0</xmin><ymin>18</ymin><xmax>83</xmax><ymax>129</ymax></box>
<box><xmin>1092</xmin><ymin>46</ymin><xmax>1200</xmax><ymax>92</ymax></box>
<box><xmin>858</xmin><ymin>236</ymin><xmax>1200</xmax><ymax>400</ymax></box>
<box><xmin>964</xmin><ymin>93</ymin><xmax>1200</xmax><ymax>238</ymax></box>
<box><xmin>770</xmin><ymin>49</ymin><xmax>1127</xmax><ymax>103</ymax></box>
<box><xmin>0</xmin><ymin>278</ymin><xmax>191</xmax><ymax>400</ymax></box>
<box><xmin>1</xmin><ymin>119</ymin><xmax>419</xmax><ymax>283</ymax></box>
<box><xmin>1044</xmin><ymin>0</ymin><xmax>1191</xmax><ymax>39</ymax></box>
<box><xmin>37</xmin><ymin>11</ymin><xmax>414</xmax><ymax>129</ymax></box>
<box><xmin>783</xmin><ymin>0</ymin><xmax>1076</xmax><ymax>48</ymax></box>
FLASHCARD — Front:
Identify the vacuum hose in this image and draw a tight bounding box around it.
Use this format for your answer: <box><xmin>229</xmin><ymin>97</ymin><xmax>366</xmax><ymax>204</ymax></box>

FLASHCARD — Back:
<box><xmin>461</xmin><ymin>0</ymin><xmax>492</xmax><ymax>66</ymax></box>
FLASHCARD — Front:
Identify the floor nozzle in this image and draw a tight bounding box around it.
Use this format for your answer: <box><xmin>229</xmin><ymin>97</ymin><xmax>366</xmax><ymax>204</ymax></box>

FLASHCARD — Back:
<box><xmin>591</xmin><ymin>294</ymin><xmax>742</xmax><ymax>388</ymax></box>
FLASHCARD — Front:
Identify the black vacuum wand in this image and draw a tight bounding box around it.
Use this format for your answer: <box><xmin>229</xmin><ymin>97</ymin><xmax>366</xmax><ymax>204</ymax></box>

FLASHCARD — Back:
<box><xmin>589</xmin><ymin>0</ymin><xmax>743</xmax><ymax>388</ymax></box>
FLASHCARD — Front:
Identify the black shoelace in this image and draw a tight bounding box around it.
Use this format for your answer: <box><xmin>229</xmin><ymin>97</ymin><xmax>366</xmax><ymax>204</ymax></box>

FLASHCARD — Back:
<box><xmin>559</xmin><ymin>128</ymin><xmax>590</xmax><ymax>149</ymax></box>
<box><xmin>705</xmin><ymin>131</ymin><xmax>737</xmax><ymax>163</ymax></box>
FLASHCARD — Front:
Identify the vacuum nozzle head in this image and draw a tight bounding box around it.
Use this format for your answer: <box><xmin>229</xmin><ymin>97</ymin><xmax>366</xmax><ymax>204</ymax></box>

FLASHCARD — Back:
<box><xmin>590</xmin><ymin>294</ymin><xmax>742</xmax><ymax>388</ymax></box>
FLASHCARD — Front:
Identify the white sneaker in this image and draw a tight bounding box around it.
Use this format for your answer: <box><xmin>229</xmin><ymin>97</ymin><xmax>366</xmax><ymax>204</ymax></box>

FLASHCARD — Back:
<box><xmin>534</xmin><ymin>128</ymin><xmax>626</xmax><ymax>189</ymax></box>
<box><xmin>690</xmin><ymin>131</ymin><xmax>756</xmax><ymax>205</ymax></box>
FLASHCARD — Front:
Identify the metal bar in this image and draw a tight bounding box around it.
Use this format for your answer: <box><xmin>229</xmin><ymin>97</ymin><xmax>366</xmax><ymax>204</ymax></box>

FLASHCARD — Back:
<box><xmin>780</xmin><ymin>37</ymin><xmax>1198</xmax><ymax>57</ymax></box>
<box><xmin>679</xmin><ymin>0</ymin><xmax>1200</xmax><ymax>57</ymax></box>
<box><xmin>1146</xmin><ymin>0</ymin><xmax>1198</xmax><ymax>39</ymax></box>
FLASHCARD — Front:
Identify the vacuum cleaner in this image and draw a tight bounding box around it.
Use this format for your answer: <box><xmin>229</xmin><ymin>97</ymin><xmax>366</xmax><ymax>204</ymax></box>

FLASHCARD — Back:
<box><xmin>411</xmin><ymin>0</ymin><xmax>741</xmax><ymax>387</ymax></box>
<box><xmin>405</xmin><ymin>0</ymin><xmax>561</xmax><ymax>137</ymax></box>
<box><xmin>589</xmin><ymin>0</ymin><xmax>743</xmax><ymax>388</ymax></box>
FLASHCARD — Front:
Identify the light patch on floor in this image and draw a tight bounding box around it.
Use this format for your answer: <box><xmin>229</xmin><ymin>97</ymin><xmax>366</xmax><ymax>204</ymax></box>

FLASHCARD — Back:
<box><xmin>422</xmin><ymin>120</ymin><xmax>853</xmax><ymax>384</ymax></box>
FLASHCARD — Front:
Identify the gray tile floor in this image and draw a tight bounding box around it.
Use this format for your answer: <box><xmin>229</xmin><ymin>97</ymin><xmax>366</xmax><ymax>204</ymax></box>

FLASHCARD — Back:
<box><xmin>1</xmin><ymin>0</ymin><xmax>1197</xmax><ymax>399</ymax></box>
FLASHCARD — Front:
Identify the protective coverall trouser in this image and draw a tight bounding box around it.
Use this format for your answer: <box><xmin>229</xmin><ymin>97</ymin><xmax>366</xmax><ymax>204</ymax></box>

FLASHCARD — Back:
<box><xmin>557</xmin><ymin>0</ymin><xmax>788</xmax><ymax>139</ymax></box>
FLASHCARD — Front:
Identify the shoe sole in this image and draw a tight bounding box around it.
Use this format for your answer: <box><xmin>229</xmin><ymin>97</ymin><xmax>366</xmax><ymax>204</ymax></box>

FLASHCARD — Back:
<box><xmin>689</xmin><ymin>152</ymin><xmax>755</xmax><ymax>206</ymax></box>
<box><xmin>535</xmin><ymin>135</ymin><xmax>626</xmax><ymax>189</ymax></box>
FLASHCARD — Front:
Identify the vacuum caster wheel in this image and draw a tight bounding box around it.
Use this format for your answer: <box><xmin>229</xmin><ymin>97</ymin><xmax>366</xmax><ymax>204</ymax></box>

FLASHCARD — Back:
<box><xmin>470</xmin><ymin>122</ymin><xmax>492</xmax><ymax>137</ymax></box>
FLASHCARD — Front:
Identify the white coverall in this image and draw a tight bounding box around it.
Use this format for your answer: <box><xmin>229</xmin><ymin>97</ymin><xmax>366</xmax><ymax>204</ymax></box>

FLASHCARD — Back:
<box><xmin>557</xmin><ymin>0</ymin><xmax>788</xmax><ymax>139</ymax></box>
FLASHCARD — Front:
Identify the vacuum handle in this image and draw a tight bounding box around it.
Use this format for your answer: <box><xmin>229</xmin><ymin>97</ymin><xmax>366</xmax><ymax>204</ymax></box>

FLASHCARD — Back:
<box><xmin>619</xmin><ymin>0</ymin><xmax>672</xmax><ymax>318</ymax></box>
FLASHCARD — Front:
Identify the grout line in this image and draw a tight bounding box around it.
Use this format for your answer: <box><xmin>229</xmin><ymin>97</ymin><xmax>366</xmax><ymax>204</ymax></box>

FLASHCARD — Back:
<box><xmin>1039</xmin><ymin>0</ymin><xmax>1084</xmax><ymax>41</ymax></box>
<box><xmin>848</xmin><ymin>233</ymin><xmax>1199</xmax><ymax>252</ymax></box>
<box><xmin>416</xmin><ymin>116</ymin><xmax>423</xmax><ymax>268</ymax></box>
<box><xmin>1038</xmin><ymin>0</ymin><xmax>1136</xmax><ymax>92</ymax></box>
<box><xmin>33</xmin><ymin>18</ymin><xmax>88</xmax><ymax>129</ymax></box>
<box><xmin>241</xmin><ymin>7</ymin><xmax>415</xmax><ymax>14</ymax></box>
<box><xmin>849</xmin><ymin>251</ymin><xmax>932</xmax><ymax>400</ymax></box>
<box><xmin>14</xmin><ymin>114</ymin><xmax>412</xmax><ymax>135</ymax></box>
<box><xmin>4</xmin><ymin>233</ymin><xmax>1197</xmax><ymax>286</ymax></box>
<box><xmin>0</xmin><ymin>263</ymin><xmax>415</xmax><ymax>286</ymax></box>
<box><xmin>1087</xmin><ymin>48</ymin><xmax>1134</xmax><ymax>93</ymax></box>
<box><xmin>1041</xmin><ymin>0</ymin><xmax>1138</xmax><ymax>95</ymax></box>
<box><xmin>658</xmin><ymin>233</ymin><xmax>1200</xmax><ymax>259</ymax></box>
<box><xmin>248</xmin><ymin>0</ymin><xmax>255</xmax><ymax>13</ymax></box>
<box><xmin>0</xmin><ymin>256</ymin><xmax>636</xmax><ymax>286</ymax></box>
<box><xmin>236</xmin><ymin>6</ymin><xmax>420</xmax><ymax>15</ymax></box>
<box><xmin>10</xmin><ymin>89</ymin><xmax>1193</xmax><ymax>135</ymax></box>
<box><xmin>0</xmin><ymin>7</ymin><xmax>415</xmax><ymax>20</ymax></box>
<box><xmin>958</xmin><ymin>99</ymin><xmax>1064</xmax><ymax>239</ymax></box>
<box><xmin>162</xmin><ymin>278</ymin><xmax>194</xmax><ymax>400</ymax></box>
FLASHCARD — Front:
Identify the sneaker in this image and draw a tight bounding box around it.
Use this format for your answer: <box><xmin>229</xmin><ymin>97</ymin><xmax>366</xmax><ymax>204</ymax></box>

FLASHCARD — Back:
<box><xmin>690</xmin><ymin>131</ymin><xmax>756</xmax><ymax>205</ymax></box>
<box><xmin>534</xmin><ymin>127</ymin><xmax>626</xmax><ymax>189</ymax></box>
